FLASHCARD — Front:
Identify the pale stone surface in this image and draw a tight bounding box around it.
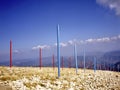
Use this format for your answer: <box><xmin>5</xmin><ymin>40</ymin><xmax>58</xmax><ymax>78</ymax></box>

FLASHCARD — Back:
<box><xmin>0</xmin><ymin>67</ymin><xmax>120</xmax><ymax>90</ymax></box>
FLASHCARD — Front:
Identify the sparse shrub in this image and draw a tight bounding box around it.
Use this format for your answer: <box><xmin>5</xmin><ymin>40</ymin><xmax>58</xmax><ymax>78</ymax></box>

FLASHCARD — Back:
<box><xmin>39</xmin><ymin>82</ymin><xmax>46</xmax><ymax>87</ymax></box>
<box><xmin>80</xmin><ymin>88</ymin><xmax>85</xmax><ymax>90</ymax></box>
<box><xmin>0</xmin><ymin>76</ymin><xmax>11</xmax><ymax>81</ymax></box>
<box><xmin>24</xmin><ymin>82</ymin><xmax>38</xmax><ymax>88</ymax></box>
<box><xmin>0</xmin><ymin>75</ymin><xmax>18</xmax><ymax>81</ymax></box>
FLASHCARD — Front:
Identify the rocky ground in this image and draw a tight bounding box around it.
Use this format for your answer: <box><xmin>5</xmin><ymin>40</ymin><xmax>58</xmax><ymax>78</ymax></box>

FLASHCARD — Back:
<box><xmin>0</xmin><ymin>66</ymin><xmax>120</xmax><ymax>90</ymax></box>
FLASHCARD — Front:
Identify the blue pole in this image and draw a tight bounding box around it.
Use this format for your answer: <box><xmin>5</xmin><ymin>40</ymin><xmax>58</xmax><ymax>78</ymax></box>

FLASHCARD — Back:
<box><xmin>74</xmin><ymin>44</ymin><xmax>78</xmax><ymax>74</ymax></box>
<box><xmin>94</xmin><ymin>57</ymin><xmax>96</xmax><ymax>73</ymax></box>
<box><xmin>57</xmin><ymin>24</ymin><xmax>60</xmax><ymax>78</ymax></box>
<box><xmin>84</xmin><ymin>50</ymin><xmax>85</xmax><ymax>73</ymax></box>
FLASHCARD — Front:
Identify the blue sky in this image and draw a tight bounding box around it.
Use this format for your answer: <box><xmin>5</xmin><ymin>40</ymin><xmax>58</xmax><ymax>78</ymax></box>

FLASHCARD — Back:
<box><xmin>0</xmin><ymin>0</ymin><xmax>120</xmax><ymax>59</ymax></box>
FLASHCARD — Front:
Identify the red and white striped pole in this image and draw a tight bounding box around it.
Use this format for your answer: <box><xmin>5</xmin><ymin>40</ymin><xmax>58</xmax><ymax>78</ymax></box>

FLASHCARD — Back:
<box><xmin>10</xmin><ymin>40</ymin><xmax>12</xmax><ymax>68</ymax></box>
<box><xmin>52</xmin><ymin>54</ymin><xmax>55</xmax><ymax>70</ymax></box>
<box><xmin>39</xmin><ymin>48</ymin><xmax>42</xmax><ymax>69</ymax></box>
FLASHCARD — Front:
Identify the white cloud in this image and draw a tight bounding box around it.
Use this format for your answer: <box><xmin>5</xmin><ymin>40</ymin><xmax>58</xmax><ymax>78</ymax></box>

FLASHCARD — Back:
<box><xmin>13</xmin><ymin>50</ymin><xmax>20</xmax><ymax>54</ymax></box>
<box><xmin>54</xmin><ymin>43</ymin><xmax>57</xmax><ymax>46</ymax></box>
<box><xmin>118</xmin><ymin>35</ymin><xmax>120</xmax><ymax>39</ymax></box>
<box><xmin>80</xmin><ymin>35</ymin><xmax>119</xmax><ymax>44</ymax></box>
<box><xmin>110</xmin><ymin>35</ymin><xmax>120</xmax><ymax>40</ymax></box>
<box><xmin>56</xmin><ymin>34</ymin><xmax>120</xmax><ymax>46</ymax></box>
<box><xmin>32</xmin><ymin>35</ymin><xmax>120</xmax><ymax>50</ymax></box>
<box><xmin>60</xmin><ymin>42</ymin><xmax>68</xmax><ymax>47</ymax></box>
<box><xmin>78</xmin><ymin>40</ymin><xmax>84</xmax><ymax>44</ymax></box>
<box><xmin>111</xmin><ymin>36</ymin><xmax>118</xmax><ymax>40</ymax></box>
<box><xmin>86</xmin><ymin>38</ymin><xmax>95</xmax><ymax>43</ymax></box>
<box><xmin>101</xmin><ymin>37</ymin><xmax>110</xmax><ymax>42</ymax></box>
<box><xmin>96</xmin><ymin>38</ymin><xmax>103</xmax><ymax>42</ymax></box>
<box><xmin>54</xmin><ymin>42</ymin><xmax>68</xmax><ymax>47</ymax></box>
<box><xmin>68</xmin><ymin>40</ymin><xmax>74</xmax><ymax>45</ymax></box>
<box><xmin>32</xmin><ymin>45</ymin><xmax>50</xmax><ymax>50</ymax></box>
<box><xmin>96</xmin><ymin>0</ymin><xmax>120</xmax><ymax>15</ymax></box>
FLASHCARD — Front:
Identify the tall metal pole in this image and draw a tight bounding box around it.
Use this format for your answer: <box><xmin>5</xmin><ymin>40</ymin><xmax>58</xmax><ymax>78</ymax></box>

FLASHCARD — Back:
<box><xmin>104</xmin><ymin>62</ymin><xmax>106</xmax><ymax>70</ymax></box>
<box><xmin>94</xmin><ymin>57</ymin><xmax>96</xmax><ymax>73</ymax></box>
<box><xmin>57</xmin><ymin>24</ymin><xmax>60</xmax><ymax>78</ymax></box>
<box><xmin>62</xmin><ymin>56</ymin><xmax>64</xmax><ymax>70</ymax></box>
<box><xmin>69</xmin><ymin>57</ymin><xmax>71</xmax><ymax>69</ymax></box>
<box><xmin>10</xmin><ymin>40</ymin><xmax>12</xmax><ymax>68</ymax></box>
<box><xmin>74</xmin><ymin>44</ymin><xmax>78</xmax><ymax>74</ymax></box>
<box><xmin>52</xmin><ymin>54</ymin><xmax>55</xmax><ymax>70</ymax></box>
<box><xmin>100</xmin><ymin>62</ymin><xmax>102</xmax><ymax>70</ymax></box>
<box><xmin>84</xmin><ymin>50</ymin><xmax>85</xmax><ymax>73</ymax></box>
<box><xmin>39</xmin><ymin>48</ymin><xmax>42</xmax><ymax>69</ymax></box>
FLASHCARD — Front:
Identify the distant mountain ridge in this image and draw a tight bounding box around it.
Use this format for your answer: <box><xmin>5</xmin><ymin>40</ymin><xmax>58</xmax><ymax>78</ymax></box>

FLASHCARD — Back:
<box><xmin>0</xmin><ymin>50</ymin><xmax>120</xmax><ymax>71</ymax></box>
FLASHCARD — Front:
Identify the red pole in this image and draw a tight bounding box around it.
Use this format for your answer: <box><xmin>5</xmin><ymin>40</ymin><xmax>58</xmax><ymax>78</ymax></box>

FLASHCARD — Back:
<box><xmin>80</xmin><ymin>60</ymin><xmax>82</xmax><ymax>68</ymax></box>
<box><xmin>98</xmin><ymin>64</ymin><xmax>100</xmax><ymax>70</ymax></box>
<box><xmin>39</xmin><ymin>48</ymin><xmax>42</xmax><ymax>69</ymax></box>
<box><xmin>52</xmin><ymin>54</ymin><xmax>55</xmax><ymax>70</ymax></box>
<box><xmin>10</xmin><ymin>40</ymin><xmax>12</xmax><ymax>68</ymax></box>
<box><xmin>69</xmin><ymin>57</ymin><xmax>71</xmax><ymax>69</ymax></box>
<box><xmin>100</xmin><ymin>64</ymin><xmax>102</xmax><ymax>70</ymax></box>
<box><xmin>62</xmin><ymin>56</ymin><xmax>64</xmax><ymax>70</ymax></box>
